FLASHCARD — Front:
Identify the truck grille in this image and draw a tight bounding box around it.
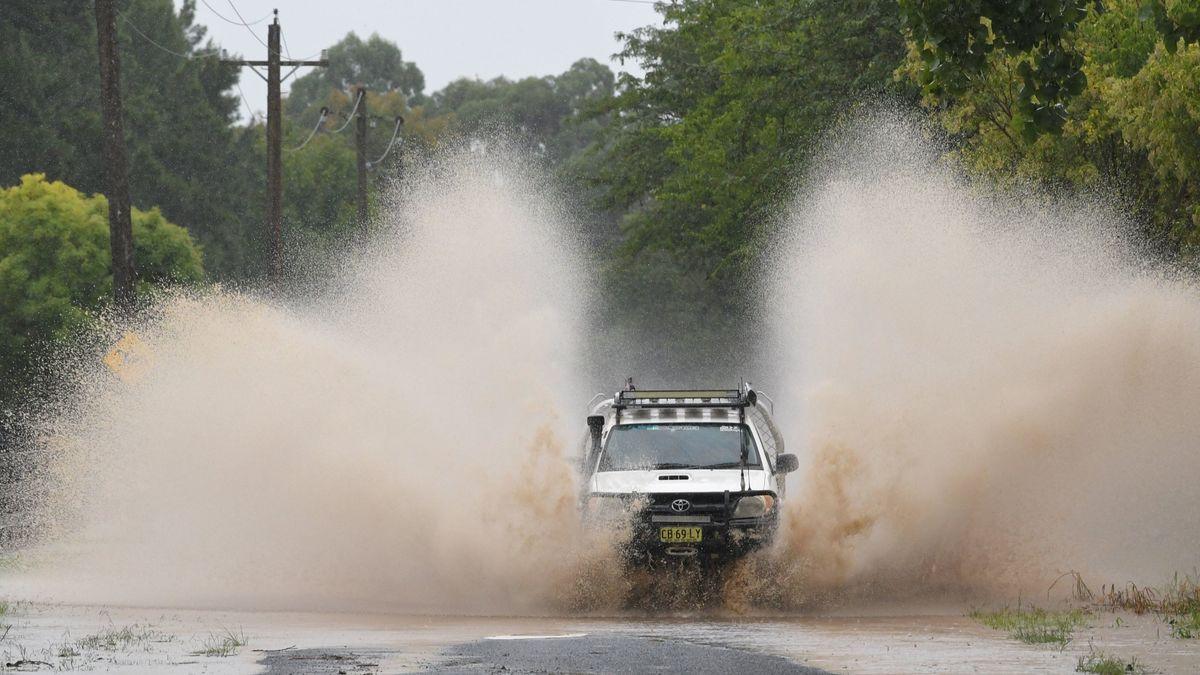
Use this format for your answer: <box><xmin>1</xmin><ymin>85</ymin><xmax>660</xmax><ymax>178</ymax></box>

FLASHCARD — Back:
<box><xmin>643</xmin><ymin>492</ymin><xmax>731</xmax><ymax>519</ymax></box>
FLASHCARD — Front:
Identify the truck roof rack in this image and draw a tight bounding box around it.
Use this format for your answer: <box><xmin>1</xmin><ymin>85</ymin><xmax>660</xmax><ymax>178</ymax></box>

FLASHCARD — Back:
<box><xmin>612</xmin><ymin>387</ymin><xmax>755</xmax><ymax>410</ymax></box>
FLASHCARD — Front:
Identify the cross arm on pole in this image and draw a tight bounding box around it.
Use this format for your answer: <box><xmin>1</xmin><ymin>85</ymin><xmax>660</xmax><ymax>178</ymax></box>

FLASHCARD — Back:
<box><xmin>221</xmin><ymin>60</ymin><xmax>329</xmax><ymax>67</ymax></box>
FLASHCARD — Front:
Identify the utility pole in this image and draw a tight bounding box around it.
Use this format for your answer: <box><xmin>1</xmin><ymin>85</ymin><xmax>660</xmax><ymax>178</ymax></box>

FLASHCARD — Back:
<box><xmin>221</xmin><ymin>10</ymin><xmax>327</xmax><ymax>282</ymax></box>
<box><xmin>354</xmin><ymin>86</ymin><xmax>368</xmax><ymax>231</ymax></box>
<box><xmin>266</xmin><ymin>18</ymin><xmax>282</xmax><ymax>279</ymax></box>
<box><xmin>94</xmin><ymin>0</ymin><xmax>135</xmax><ymax>307</ymax></box>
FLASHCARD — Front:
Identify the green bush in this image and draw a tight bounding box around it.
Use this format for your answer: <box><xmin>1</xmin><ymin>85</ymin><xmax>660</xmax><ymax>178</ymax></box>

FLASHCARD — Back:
<box><xmin>0</xmin><ymin>173</ymin><xmax>203</xmax><ymax>399</ymax></box>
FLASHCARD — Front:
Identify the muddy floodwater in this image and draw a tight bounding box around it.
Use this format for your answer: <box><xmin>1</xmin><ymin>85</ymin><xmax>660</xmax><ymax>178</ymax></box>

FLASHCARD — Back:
<box><xmin>5</xmin><ymin>124</ymin><xmax>1200</xmax><ymax>672</ymax></box>
<box><xmin>0</xmin><ymin>602</ymin><xmax>1196</xmax><ymax>673</ymax></box>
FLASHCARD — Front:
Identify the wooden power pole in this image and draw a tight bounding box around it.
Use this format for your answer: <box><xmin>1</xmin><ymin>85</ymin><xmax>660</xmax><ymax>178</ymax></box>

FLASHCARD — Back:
<box><xmin>266</xmin><ymin>18</ymin><xmax>282</xmax><ymax>279</ymax></box>
<box><xmin>354</xmin><ymin>86</ymin><xmax>368</xmax><ymax>230</ymax></box>
<box><xmin>94</xmin><ymin>0</ymin><xmax>136</xmax><ymax>307</ymax></box>
<box><xmin>221</xmin><ymin>11</ymin><xmax>327</xmax><ymax>281</ymax></box>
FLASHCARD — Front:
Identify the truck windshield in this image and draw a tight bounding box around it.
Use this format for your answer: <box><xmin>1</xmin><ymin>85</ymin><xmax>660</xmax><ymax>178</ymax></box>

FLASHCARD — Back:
<box><xmin>598</xmin><ymin>423</ymin><xmax>760</xmax><ymax>471</ymax></box>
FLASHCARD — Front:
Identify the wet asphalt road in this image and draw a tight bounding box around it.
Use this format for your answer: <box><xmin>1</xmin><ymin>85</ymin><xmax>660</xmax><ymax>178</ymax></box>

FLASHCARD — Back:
<box><xmin>262</xmin><ymin>633</ymin><xmax>830</xmax><ymax>674</ymax></box>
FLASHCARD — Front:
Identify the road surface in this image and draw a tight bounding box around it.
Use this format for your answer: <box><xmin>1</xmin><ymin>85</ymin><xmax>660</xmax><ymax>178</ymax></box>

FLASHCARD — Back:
<box><xmin>1</xmin><ymin>603</ymin><xmax>1198</xmax><ymax>673</ymax></box>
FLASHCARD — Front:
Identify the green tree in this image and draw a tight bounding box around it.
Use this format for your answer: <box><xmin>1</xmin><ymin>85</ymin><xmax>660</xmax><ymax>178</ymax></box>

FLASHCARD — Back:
<box><xmin>590</xmin><ymin>0</ymin><xmax>911</xmax><ymax>298</ymax></box>
<box><xmin>902</xmin><ymin>0</ymin><xmax>1200</xmax><ymax>262</ymax></box>
<box><xmin>0</xmin><ymin>0</ymin><xmax>258</xmax><ymax>279</ymax></box>
<box><xmin>561</xmin><ymin>0</ymin><xmax>916</xmax><ymax>365</ymax></box>
<box><xmin>900</xmin><ymin>0</ymin><xmax>1200</xmax><ymax>137</ymax></box>
<box><xmin>430</xmin><ymin>58</ymin><xmax>615</xmax><ymax>165</ymax></box>
<box><xmin>286</xmin><ymin>32</ymin><xmax>425</xmax><ymax>121</ymax></box>
<box><xmin>0</xmin><ymin>174</ymin><xmax>203</xmax><ymax>399</ymax></box>
<box><xmin>899</xmin><ymin>0</ymin><xmax>1091</xmax><ymax>136</ymax></box>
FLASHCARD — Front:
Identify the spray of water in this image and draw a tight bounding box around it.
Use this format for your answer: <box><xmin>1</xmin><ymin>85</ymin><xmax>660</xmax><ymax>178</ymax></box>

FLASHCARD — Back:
<box><xmin>749</xmin><ymin>113</ymin><xmax>1200</xmax><ymax>607</ymax></box>
<box><xmin>13</xmin><ymin>115</ymin><xmax>1200</xmax><ymax>617</ymax></box>
<box><xmin>15</xmin><ymin>149</ymin><xmax>630</xmax><ymax>613</ymax></box>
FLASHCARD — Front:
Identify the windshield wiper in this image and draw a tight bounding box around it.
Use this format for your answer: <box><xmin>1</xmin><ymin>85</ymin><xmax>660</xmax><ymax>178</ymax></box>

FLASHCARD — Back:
<box><xmin>702</xmin><ymin>462</ymin><xmax>750</xmax><ymax>469</ymax></box>
<box><xmin>650</xmin><ymin>462</ymin><xmax>695</xmax><ymax>470</ymax></box>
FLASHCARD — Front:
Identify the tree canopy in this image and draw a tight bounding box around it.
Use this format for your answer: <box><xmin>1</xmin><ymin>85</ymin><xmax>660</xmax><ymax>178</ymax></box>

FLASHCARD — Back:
<box><xmin>0</xmin><ymin>174</ymin><xmax>203</xmax><ymax>399</ymax></box>
<box><xmin>286</xmin><ymin>32</ymin><xmax>426</xmax><ymax>119</ymax></box>
<box><xmin>587</xmin><ymin>0</ymin><xmax>912</xmax><ymax>301</ymax></box>
<box><xmin>7</xmin><ymin>0</ymin><xmax>1200</xmax><ymax>409</ymax></box>
<box><xmin>901</xmin><ymin>0</ymin><xmax>1200</xmax><ymax>263</ymax></box>
<box><xmin>0</xmin><ymin>0</ymin><xmax>257</xmax><ymax>278</ymax></box>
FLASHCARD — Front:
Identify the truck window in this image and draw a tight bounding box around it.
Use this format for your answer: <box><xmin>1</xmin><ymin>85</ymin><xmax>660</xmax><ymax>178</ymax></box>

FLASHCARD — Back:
<box><xmin>598</xmin><ymin>423</ymin><xmax>761</xmax><ymax>471</ymax></box>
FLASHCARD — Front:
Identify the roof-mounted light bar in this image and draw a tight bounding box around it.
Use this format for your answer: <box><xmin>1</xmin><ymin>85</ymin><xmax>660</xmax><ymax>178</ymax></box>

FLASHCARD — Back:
<box><xmin>612</xmin><ymin>385</ymin><xmax>757</xmax><ymax>410</ymax></box>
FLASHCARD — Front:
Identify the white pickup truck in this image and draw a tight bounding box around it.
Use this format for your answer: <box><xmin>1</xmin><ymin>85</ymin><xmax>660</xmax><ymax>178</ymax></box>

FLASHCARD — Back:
<box><xmin>579</xmin><ymin>383</ymin><xmax>798</xmax><ymax>562</ymax></box>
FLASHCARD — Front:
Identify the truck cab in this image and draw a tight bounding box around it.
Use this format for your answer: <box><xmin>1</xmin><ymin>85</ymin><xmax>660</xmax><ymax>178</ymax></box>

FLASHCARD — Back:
<box><xmin>580</xmin><ymin>384</ymin><xmax>798</xmax><ymax>562</ymax></box>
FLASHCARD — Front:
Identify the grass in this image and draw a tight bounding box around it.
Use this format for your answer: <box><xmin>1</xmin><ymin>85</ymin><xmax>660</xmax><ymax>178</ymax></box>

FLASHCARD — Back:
<box><xmin>971</xmin><ymin>605</ymin><xmax>1089</xmax><ymax>648</ymax></box>
<box><xmin>194</xmin><ymin>628</ymin><xmax>247</xmax><ymax>657</ymax></box>
<box><xmin>1097</xmin><ymin>571</ymin><xmax>1200</xmax><ymax>639</ymax></box>
<box><xmin>0</xmin><ymin>600</ymin><xmax>9</xmax><ymax>644</ymax></box>
<box><xmin>75</xmin><ymin>624</ymin><xmax>165</xmax><ymax>651</ymax></box>
<box><xmin>1076</xmin><ymin>650</ymin><xmax>1147</xmax><ymax>674</ymax></box>
<box><xmin>1167</xmin><ymin>610</ymin><xmax>1200</xmax><ymax>639</ymax></box>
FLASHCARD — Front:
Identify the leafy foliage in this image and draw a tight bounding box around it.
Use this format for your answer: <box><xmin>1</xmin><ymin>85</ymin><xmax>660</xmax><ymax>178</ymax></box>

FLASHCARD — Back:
<box><xmin>0</xmin><ymin>174</ymin><xmax>203</xmax><ymax>396</ymax></box>
<box><xmin>431</xmin><ymin>58</ymin><xmax>615</xmax><ymax>165</ymax></box>
<box><xmin>901</xmin><ymin>0</ymin><xmax>1200</xmax><ymax>263</ymax></box>
<box><xmin>0</xmin><ymin>0</ymin><xmax>257</xmax><ymax>278</ymax></box>
<box><xmin>286</xmin><ymin>32</ymin><xmax>425</xmax><ymax>119</ymax></box>
<box><xmin>899</xmin><ymin>0</ymin><xmax>1092</xmax><ymax>136</ymax></box>
<box><xmin>585</xmin><ymin>0</ymin><xmax>913</xmax><ymax>346</ymax></box>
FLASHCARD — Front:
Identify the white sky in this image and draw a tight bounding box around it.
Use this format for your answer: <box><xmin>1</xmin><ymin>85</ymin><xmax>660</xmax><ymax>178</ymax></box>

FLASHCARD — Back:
<box><xmin>178</xmin><ymin>0</ymin><xmax>662</xmax><ymax>121</ymax></box>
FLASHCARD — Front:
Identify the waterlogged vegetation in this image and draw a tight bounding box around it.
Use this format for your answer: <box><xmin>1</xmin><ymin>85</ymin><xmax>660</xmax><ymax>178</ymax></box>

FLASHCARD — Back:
<box><xmin>0</xmin><ymin>619</ymin><xmax>246</xmax><ymax>669</ymax></box>
<box><xmin>74</xmin><ymin>624</ymin><xmax>168</xmax><ymax>651</ymax></box>
<box><xmin>973</xmin><ymin>570</ymin><xmax>1200</xmax><ymax>668</ymax></box>
<box><xmin>970</xmin><ymin>606</ymin><xmax>1090</xmax><ymax>647</ymax></box>
<box><xmin>1094</xmin><ymin>573</ymin><xmax>1200</xmax><ymax>640</ymax></box>
<box><xmin>1076</xmin><ymin>649</ymin><xmax>1148</xmax><ymax>675</ymax></box>
<box><xmin>0</xmin><ymin>621</ymin><xmax>177</xmax><ymax>671</ymax></box>
<box><xmin>194</xmin><ymin>627</ymin><xmax>247</xmax><ymax>657</ymax></box>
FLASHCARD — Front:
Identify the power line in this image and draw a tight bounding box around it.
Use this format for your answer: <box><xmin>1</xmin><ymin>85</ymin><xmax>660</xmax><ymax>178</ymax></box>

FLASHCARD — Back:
<box><xmin>367</xmin><ymin>117</ymin><xmax>404</xmax><ymax>168</ymax></box>
<box><xmin>234</xmin><ymin>80</ymin><xmax>258</xmax><ymax>123</ymax></box>
<box><xmin>118</xmin><ymin>8</ymin><xmax>258</xmax><ymax>126</ymax></box>
<box><xmin>225</xmin><ymin>0</ymin><xmax>269</xmax><ymax>50</ymax></box>
<box><xmin>287</xmin><ymin>108</ymin><xmax>328</xmax><ymax>151</ymax></box>
<box><xmin>198</xmin><ymin>0</ymin><xmax>269</xmax><ymax>26</ymax></box>
<box><xmin>281</xmin><ymin>35</ymin><xmax>325</xmax><ymax>65</ymax></box>
<box><xmin>331</xmin><ymin>89</ymin><xmax>364</xmax><ymax>133</ymax></box>
<box><xmin>116</xmin><ymin>9</ymin><xmax>220</xmax><ymax>60</ymax></box>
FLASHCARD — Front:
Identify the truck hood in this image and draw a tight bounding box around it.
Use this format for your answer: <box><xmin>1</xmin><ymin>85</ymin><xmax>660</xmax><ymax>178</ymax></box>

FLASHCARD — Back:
<box><xmin>589</xmin><ymin>469</ymin><xmax>770</xmax><ymax>494</ymax></box>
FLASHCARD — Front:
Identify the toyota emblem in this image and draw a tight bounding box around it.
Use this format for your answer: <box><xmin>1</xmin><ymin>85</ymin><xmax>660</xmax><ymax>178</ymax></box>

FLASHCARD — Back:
<box><xmin>670</xmin><ymin>499</ymin><xmax>691</xmax><ymax>513</ymax></box>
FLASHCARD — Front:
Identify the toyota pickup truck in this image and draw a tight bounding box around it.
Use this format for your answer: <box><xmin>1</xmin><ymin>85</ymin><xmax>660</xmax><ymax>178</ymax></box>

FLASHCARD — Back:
<box><xmin>579</xmin><ymin>383</ymin><xmax>798</xmax><ymax>563</ymax></box>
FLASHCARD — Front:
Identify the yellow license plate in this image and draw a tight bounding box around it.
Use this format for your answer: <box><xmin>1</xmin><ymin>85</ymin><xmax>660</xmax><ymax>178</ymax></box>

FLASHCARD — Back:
<box><xmin>659</xmin><ymin>526</ymin><xmax>703</xmax><ymax>543</ymax></box>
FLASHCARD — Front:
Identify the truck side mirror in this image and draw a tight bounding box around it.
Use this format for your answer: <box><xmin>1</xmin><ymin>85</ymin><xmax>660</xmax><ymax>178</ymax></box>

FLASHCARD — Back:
<box><xmin>583</xmin><ymin>415</ymin><xmax>605</xmax><ymax>473</ymax></box>
<box><xmin>587</xmin><ymin>415</ymin><xmax>605</xmax><ymax>441</ymax></box>
<box><xmin>776</xmin><ymin>453</ymin><xmax>799</xmax><ymax>474</ymax></box>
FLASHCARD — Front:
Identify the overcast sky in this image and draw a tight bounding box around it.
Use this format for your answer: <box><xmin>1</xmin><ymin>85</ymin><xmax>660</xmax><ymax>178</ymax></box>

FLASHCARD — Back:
<box><xmin>178</xmin><ymin>0</ymin><xmax>662</xmax><ymax>121</ymax></box>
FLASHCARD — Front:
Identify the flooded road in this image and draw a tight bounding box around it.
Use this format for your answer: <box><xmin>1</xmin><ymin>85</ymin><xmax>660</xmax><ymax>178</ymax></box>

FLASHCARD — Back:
<box><xmin>2</xmin><ymin>603</ymin><xmax>1198</xmax><ymax>673</ymax></box>
<box><xmin>5</xmin><ymin>128</ymin><xmax>1200</xmax><ymax>673</ymax></box>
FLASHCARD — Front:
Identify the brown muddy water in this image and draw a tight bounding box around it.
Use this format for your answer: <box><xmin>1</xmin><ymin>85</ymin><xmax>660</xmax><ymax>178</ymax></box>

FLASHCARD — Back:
<box><xmin>0</xmin><ymin>603</ymin><xmax>1198</xmax><ymax>673</ymax></box>
<box><xmin>2</xmin><ymin>118</ymin><xmax>1200</xmax><ymax>671</ymax></box>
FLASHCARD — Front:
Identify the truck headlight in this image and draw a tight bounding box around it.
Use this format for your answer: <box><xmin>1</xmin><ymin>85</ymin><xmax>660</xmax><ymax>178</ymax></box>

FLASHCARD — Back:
<box><xmin>732</xmin><ymin>495</ymin><xmax>776</xmax><ymax>518</ymax></box>
<box><xmin>586</xmin><ymin>495</ymin><xmax>619</xmax><ymax>513</ymax></box>
<box><xmin>585</xmin><ymin>495</ymin><xmax>630</xmax><ymax>521</ymax></box>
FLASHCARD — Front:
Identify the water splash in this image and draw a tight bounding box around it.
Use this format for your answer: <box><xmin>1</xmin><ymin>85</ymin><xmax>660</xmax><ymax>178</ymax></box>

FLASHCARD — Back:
<box><xmin>757</xmin><ymin>113</ymin><xmax>1200</xmax><ymax>605</ymax></box>
<box><xmin>13</xmin><ymin>115</ymin><xmax>1200</xmax><ymax>617</ymax></box>
<box><xmin>15</xmin><ymin>150</ymin><xmax>617</xmax><ymax>614</ymax></box>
